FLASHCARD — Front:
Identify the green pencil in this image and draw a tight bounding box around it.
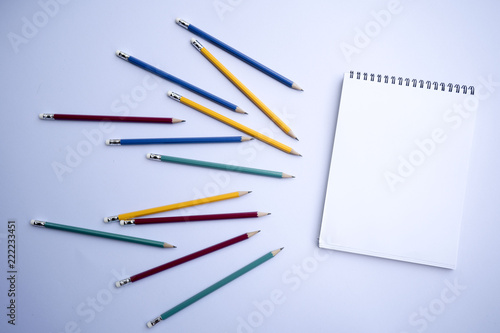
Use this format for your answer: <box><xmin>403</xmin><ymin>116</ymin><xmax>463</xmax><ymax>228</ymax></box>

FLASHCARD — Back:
<box><xmin>146</xmin><ymin>153</ymin><xmax>294</xmax><ymax>179</ymax></box>
<box><xmin>30</xmin><ymin>220</ymin><xmax>175</xmax><ymax>248</ymax></box>
<box><xmin>146</xmin><ymin>248</ymin><xmax>283</xmax><ymax>328</ymax></box>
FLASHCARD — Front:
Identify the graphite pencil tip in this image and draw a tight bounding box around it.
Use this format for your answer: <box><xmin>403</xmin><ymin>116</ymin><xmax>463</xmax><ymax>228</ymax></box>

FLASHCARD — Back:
<box><xmin>235</xmin><ymin>106</ymin><xmax>247</xmax><ymax>114</ymax></box>
<box><xmin>247</xmin><ymin>230</ymin><xmax>261</xmax><ymax>238</ymax></box>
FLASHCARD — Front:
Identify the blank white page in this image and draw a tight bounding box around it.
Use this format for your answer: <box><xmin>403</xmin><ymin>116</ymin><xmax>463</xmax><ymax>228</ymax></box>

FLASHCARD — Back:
<box><xmin>319</xmin><ymin>72</ymin><xmax>477</xmax><ymax>269</ymax></box>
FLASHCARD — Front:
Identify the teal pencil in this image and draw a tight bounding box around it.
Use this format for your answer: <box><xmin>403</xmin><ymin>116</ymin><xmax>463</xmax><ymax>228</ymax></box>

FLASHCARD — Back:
<box><xmin>30</xmin><ymin>220</ymin><xmax>175</xmax><ymax>248</ymax></box>
<box><xmin>146</xmin><ymin>153</ymin><xmax>294</xmax><ymax>179</ymax></box>
<box><xmin>146</xmin><ymin>248</ymin><xmax>283</xmax><ymax>328</ymax></box>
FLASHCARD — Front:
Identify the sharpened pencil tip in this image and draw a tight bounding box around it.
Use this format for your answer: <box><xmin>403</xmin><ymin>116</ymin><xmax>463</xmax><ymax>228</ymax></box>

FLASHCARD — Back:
<box><xmin>235</xmin><ymin>106</ymin><xmax>246</xmax><ymax>114</ymax></box>
<box><xmin>271</xmin><ymin>248</ymin><xmax>284</xmax><ymax>256</ymax></box>
<box><xmin>247</xmin><ymin>230</ymin><xmax>260</xmax><ymax>238</ymax></box>
<box><xmin>291</xmin><ymin>82</ymin><xmax>303</xmax><ymax>91</ymax></box>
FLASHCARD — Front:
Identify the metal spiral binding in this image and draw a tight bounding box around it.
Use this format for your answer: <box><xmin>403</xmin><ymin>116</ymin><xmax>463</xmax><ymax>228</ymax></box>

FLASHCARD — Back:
<box><xmin>349</xmin><ymin>71</ymin><xmax>474</xmax><ymax>95</ymax></box>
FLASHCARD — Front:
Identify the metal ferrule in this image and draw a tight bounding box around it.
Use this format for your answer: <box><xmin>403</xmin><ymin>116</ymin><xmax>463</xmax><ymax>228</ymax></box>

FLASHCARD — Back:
<box><xmin>115</xmin><ymin>278</ymin><xmax>131</xmax><ymax>288</ymax></box>
<box><xmin>40</xmin><ymin>113</ymin><xmax>55</xmax><ymax>120</ymax></box>
<box><xmin>191</xmin><ymin>39</ymin><xmax>204</xmax><ymax>51</ymax></box>
<box><xmin>104</xmin><ymin>216</ymin><xmax>119</xmax><ymax>223</ymax></box>
<box><xmin>107</xmin><ymin>139</ymin><xmax>121</xmax><ymax>145</ymax></box>
<box><xmin>120</xmin><ymin>219</ymin><xmax>135</xmax><ymax>226</ymax></box>
<box><xmin>147</xmin><ymin>316</ymin><xmax>162</xmax><ymax>328</ymax></box>
<box><xmin>167</xmin><ymin>91</ymin><xmax>182</xmax><ymax>102</ymax></box>
<box><xmin>148</xmin><ymin>153</ymin><xmax>162</xmax><ymax>161</ymax></box>
<box><xmin>31</xmin><ymin>220</ymin><xmax>46</xmax><ymax>227</ymax></box>
<box><xmin>116</xmin><ymin>51</ymin><xmax>130</xmax><ymax>61</ymax></box>
<box><xmin>176</xmin><ymin>18</ymin><xmax>190</xmax><ymax>29</ymax></box>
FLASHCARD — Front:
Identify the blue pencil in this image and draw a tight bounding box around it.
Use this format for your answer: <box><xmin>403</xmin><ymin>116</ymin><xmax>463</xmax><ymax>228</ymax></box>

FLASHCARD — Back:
<box><xmin>115</xmin><ymin>51</ymin><xmax>246</xmax><ymax>114</ymax></box>
<box><xmin>106</xmin><ymin>136</ymin><xmax>253</xmax><ymax>145</ymax></box>
<box><xmin>175</xmin><ymin>18</ymin><xmax>303</xmax><ymax>91</ymax></box>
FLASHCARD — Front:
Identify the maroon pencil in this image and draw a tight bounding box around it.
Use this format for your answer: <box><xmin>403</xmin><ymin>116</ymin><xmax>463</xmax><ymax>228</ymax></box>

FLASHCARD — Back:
<box><xmin>39</xmin><ymin>113</ymin><xmax>184</xmax><ymax>123</ymax></box>
<box><xmin>119</xmin><ymin>211</ymin><xmax>270</xmax><ymax>225</ymax></box>
<box><xmin>115</xmin><ymin>231</ymin><xmax>260</xmax><ymax>287</ymax></box>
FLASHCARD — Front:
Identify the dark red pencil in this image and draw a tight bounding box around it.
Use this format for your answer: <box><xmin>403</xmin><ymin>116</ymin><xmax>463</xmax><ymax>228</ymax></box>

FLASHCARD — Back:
<box><xmin>39</xmin><ymin>113</ymin><xmax>184</xmax><ymax>123</ymax></box>
<box><xmin>119</xmin><ymin>211</ymin><xmax>270</xmax><ymax>225</ymax></box>
<box><xmin>115</xmin><ymin>231</ymin><xmax>260</xmax><ymax>287</ymax></box>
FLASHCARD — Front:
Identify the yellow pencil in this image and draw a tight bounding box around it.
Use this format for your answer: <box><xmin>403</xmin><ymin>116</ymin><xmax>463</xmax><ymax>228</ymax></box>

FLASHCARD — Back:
<box><xmin>167</xmin><ymin>91</ymin><xmax>301</xmax><ymax>156</ymax></box>
<box><xmin>104</xmin><ymin>191</ymin><xmax>251</xmax><ymax>222</ymax></box>
<box><xmin>191</xmin><ymin>38</ymin><xmax>298</xmax><ymax>140</ymax></box>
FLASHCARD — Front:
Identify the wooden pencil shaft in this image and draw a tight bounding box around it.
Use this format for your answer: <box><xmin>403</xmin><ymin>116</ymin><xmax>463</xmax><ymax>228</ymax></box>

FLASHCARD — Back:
<box><xmin>120</xmin><ymin>52</ymin><xmax>240</xmax><ymax>113</ymax></box>
<box><xmin>40</xmin><ymin>221</ymin><xmax>167</xmax><ymax>248</ymax></box>
<box><xmin>153</xmin><ymin>250</ymin><xmax>279</xmax><ymax>325</ymax></box>
<box><xmin>154</xmin><ymin>154</ymin><xmax>285</xmax><ymax>178</ymax></box>
<box><xmin>132</xmin><ymin>212</ymin><xmax>261</xmax><ymax>224</ymax></box>
<box><xmin>177</xmin><ymin>95</ymin><xmax>295</xmax><ymax>155</ymax></box>
<box><xmin>117</xmin><ymin>136</ymin><xmax>246</xmax><ymax>145</ymax></box>
<box><xmin>130</xmin><ymin>232</ymin><xmax>254</xmax><ymax>282</ymax></box>
<box><xmin>177</xmin><ymin>19</ymin><xmax>298</xmax><ymax>89</ymax></box>
<box><xmin>198</xmin><ymin>46</ymin><xmax>293</xmax><ymax>136</ymax></box>
<box><xmin>116</xmin><ymin>191</ymin><xmax>248</xmax><ymax>220</ymax></box>
<box><xmin>49</xmin><ymin>114</ymin><xmax>178</xmax><ymax>123</ymax></box>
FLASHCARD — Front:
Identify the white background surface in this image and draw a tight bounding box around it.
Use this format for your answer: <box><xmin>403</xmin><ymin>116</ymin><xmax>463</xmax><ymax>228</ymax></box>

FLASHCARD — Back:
<box><xmin>1</xmin><ymin>0</ymin><xmax>499</xmax><ymax>332</ymax></box>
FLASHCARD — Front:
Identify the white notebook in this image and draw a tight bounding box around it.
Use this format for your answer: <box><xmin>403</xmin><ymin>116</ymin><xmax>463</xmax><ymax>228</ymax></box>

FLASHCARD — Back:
<box><xmin>319</xmin><ymin>72</ymin><xmax>477</xmax><ymax>269</ymax></box>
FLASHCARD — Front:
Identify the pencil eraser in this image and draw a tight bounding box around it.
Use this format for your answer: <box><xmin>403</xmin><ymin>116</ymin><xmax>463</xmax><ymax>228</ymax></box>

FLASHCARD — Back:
<box><xmin>167</xmin><ymin>91</ymin><xmax>172</xmax><ymax>97</ymax></box>
<box><xmin>190</xmin><ymin>37</ymin><xmax>197</xmax><ymax>43</ymax></box>
<box><xmin>38</xmin><ymin>113</ymin><xmax>43</xmax><ymax>119</ymax></box>
<box><xmin>147</xmin><ymin>322</ymin><xmax>153</xmax><ymax>328</ymax></box>
<box><xmin>175</xmin><ymin>18</ymin><xmax>180</xmax><ymax>23</ymax></box>
<box><xmin>30</xmin><ymin>219</ymin><xmax>36</xmax><ymax>225</ymax></box>
<box><xmin>115</xmin><ymin>50</ymin><xmax>120</xmax><ymax>56</ymax></box>
<box><xmin>105</xmin><ymin>139</ymin><xmax>110</xmax><ymax>145</ymax></box>
<box><xmin>146</xmin><ymin>153</ymin><xmax>152</xmax><ymax>159</ymax></box>
<box><xmin>115</xmin><ymin>281</ymin><xmax>121</xmax><ymax>288</ymax></box>
<box><xmin>103</xmin><ymin>217</ymin><xmax>109</xmax><ymax>223</ymax></box>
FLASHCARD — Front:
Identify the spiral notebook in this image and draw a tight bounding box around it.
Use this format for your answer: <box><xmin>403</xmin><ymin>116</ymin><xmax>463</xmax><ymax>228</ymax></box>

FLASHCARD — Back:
<box><xmin>319</xmin><ymin>71</ymin><xmax>477</xmax><ymax>269</ymax></box>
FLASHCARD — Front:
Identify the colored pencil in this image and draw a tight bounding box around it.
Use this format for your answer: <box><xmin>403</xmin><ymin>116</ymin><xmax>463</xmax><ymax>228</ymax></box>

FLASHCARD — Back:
<box><xmin>39</xmin><ymin>113</ymin><xmax>184</xmax><ymax>123</ymax></box>
<box><xmin>116</xmin><ymin>51</ymin><xmax>245</xmax><ymax>114</ymax></box>
<box><xmin>146</xmin><ymin>248</ymin><xmax>283</xmax><ymax>328</ymax></box>
<box><xmin>176</xmin><ymin>18</ymin><xmax>302</xmax><ymax>91</ymax></box>
<box><xmin>30</xmin><ymin>220</ymin><xmax>175</xmax><ymax>248</ymax></box>
<box><xmin>147</xmin><ymin>153</ymin><xmax>294</xmax><ymax>178</ymax></box>
<box><xmin>106</xmin><ymin>136</ymin><xmax>253</xmax><ymax>146</ymax></box>
<box><xmin>191</xmin><ymin>39</ymin><xmax>298</xmax><ymax>140</ymax></box>
<box><xmin>167</xmin><ymin>91</ymin><xmax>301</xmax><ymax>156</ymax></box>
<box><xmin>120</xmin><ymin>211</ymin><xmax>270</xmax><ymax>225</ymax></box>
<box><xmin>115</xmin><ymin>231</ymin><xmax>260</xmax><ymax>288</ymax></box>
<box><xmin>104</xmin><ymin>191</ymin><xmax>251</xmax><ymax>223</ymax></box>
